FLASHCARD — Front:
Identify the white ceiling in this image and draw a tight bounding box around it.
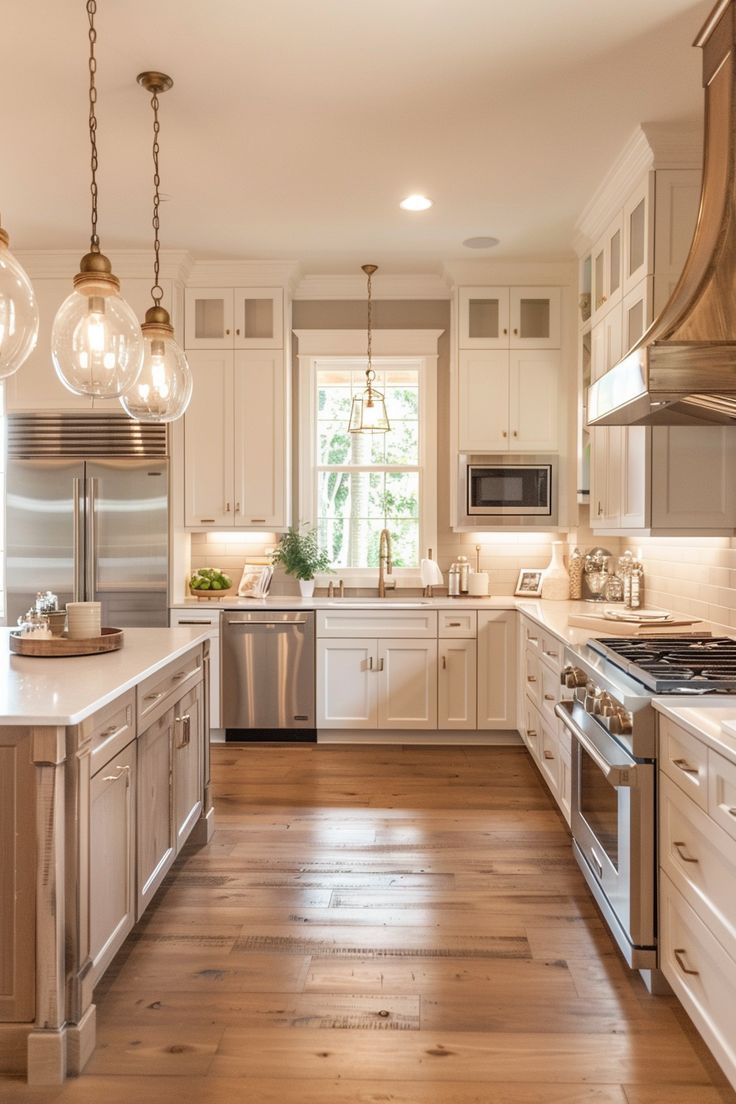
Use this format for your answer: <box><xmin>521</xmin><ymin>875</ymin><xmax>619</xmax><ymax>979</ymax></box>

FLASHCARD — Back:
<box><xmin>1</xmin><ymin>0</ymin><xmax>711</xmax><ymax>271</ymax></box>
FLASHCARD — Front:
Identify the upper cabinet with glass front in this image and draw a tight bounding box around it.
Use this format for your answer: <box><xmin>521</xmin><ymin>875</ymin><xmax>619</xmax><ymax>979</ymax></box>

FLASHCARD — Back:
<box><xmin>458</xmin><ymin>286</ymin><xmax>560</xmax><ymax>349</ymax></box>
<box><xmin>591</xmin><ymin>213</ymin><xmax>623</xmax><ymax>324</ymax></box>
<box><xmin>184</xmin><ymin>287</ymin><xmax>283</xmax><ymax>349</ymax></box>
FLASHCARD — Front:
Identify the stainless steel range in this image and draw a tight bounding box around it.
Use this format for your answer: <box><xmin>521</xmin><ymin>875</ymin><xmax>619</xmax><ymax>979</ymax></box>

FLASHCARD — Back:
<box><xmin>556</xmin><ymin>633</ymin><xmax>736</xmax><ymax>975</ymax></box>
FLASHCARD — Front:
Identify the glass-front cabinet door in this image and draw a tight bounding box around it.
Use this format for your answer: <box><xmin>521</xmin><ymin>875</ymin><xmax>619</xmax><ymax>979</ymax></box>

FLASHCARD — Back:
<box><xmin>458</xmin><ymin>287</ymin><xmax>510</xmax><ymax>349</ymax></box>
<box><xmin>591</xmin><ymin>213</ymin><xmax>623</xmax><ymax>323</ymax></box>
<box><xmin>623</xmin><ymin>174</ymin><xmax>654</xmax><ymax>296</ymax></box>
<box><xmin>184</xmin><ymin>288</ymin><xmax>234</xmax><ymax>349</ymax></box>
<box><xmin>509</xmin><ymin>287</ymin><xmax>561</xmax><ymax>348</ymax></box>
<box><xmin>233</xmin><ymin>288</ymin><xmax>283</xmax><ymax>349</ymax></box>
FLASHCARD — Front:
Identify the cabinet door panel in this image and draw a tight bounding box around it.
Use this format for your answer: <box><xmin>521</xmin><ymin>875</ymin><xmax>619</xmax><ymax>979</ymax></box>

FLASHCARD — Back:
<box><xmin>458</xmin><ymin>350</ymin><xmax>509</xmax><ymax>451</ymax></box>
<box><xmin>184</xmin><ymin>288</ymin><xmax>234</xmax><ymax>349</ymax></box>
<box><xmin>623</xmin><ymin>173</ymin><xmax>655</xmax><ymax>295</ymax></box>
<box><xmin>651</xmin><ymin>427</ymin><xmax>736</xmax><ymax>530</ymax></box>
<box><xmin>0</xmin><ymin>734</ymin><xmax>35</xmax><ymax>1021</ymax></box>
<box><xmin>378</xmin><ymin>639</ymin><xmax>437</xmax><ymax>730</ymax></box>
<box><xmin>233</xmin><ymin>351</ymin><xmax>286</xmax><ymax>527</ymax></box>
<box><xmin>233</xmin><ymin>288</ymin><xmax>283</xmax><ymax>349</ymax></box>
<box><xmin>438</xmin><ymin>639</ymin><xmax>476</xmax><ymax>730</ymax></box>
<box><xmin>174</xmin><ymin>683</ymin><xmax>203</xmax><ymax>853</ymax></box>
<box><xmin>477</xmin><ymin>610</ymin><xmax>517</xmax><ymax>730</ymax></box>
<box><xmin>137</xmin><ymin>709</ymin><xmax>175</xmax><ymax>917</ymax></box>
<box><xmin>620</xmin><ymin>426</ymin><xmax>649</xmax><ymax>529</ymax></box>
<box><xmin>317</xmin><ymin>639</ymin><xmax>378</xmax><ymax>728</ymax></box>
<box><xmin>508</xmin><ymin>350</ymin><xmax>559</xmax><ymax>451</ymax></box>
<box><xmin>509</xmin><ymin>287</ymin><xmax>561</xmax><ymax>348</ymax></box>
<box><xmin>89</xmin><ymin>741</ymin><xmax>136</xmax><ymax>985</ymax></box>
<box><xmin>458</xmin><ymin>287</ymin><xmax>510</xmax><ymax>349</ymax></box>
<box><xmin>184</xmin><ymin>351</ymin><xmax>234</xmax><ymax>527</ymax></box>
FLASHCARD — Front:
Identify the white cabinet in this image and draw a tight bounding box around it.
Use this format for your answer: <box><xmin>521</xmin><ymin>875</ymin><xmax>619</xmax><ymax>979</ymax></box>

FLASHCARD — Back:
<box><xmin>458</xmin><ymin>349</ymin><xmax>560</xmax><ymax>452</ymax></box>
<box><xmin>477</xmin><ymin>610</ymin><xmax>517</xmax><ymax>730</ymax></box>
<box><xmin>173</xmin><ymin>683</ymin><xmax>204</xmax><ymax>853</ymax></box>
<box><xmin>317</xmin><ymin>639</ymin><xmax>378</xmax><ymax>729</ymax></box>
<box><xmin>458</xmin><ymin>287</ymin><xmax>560</xmax><ymax>349</ymax></box>
<box><xmin>317</xmin><ymin>636</ymin><xmax>436</xmax><ymax>731</ymax></box>
<box><xmin>88</xmin><ymin>739</ymin><xmax>137</xmax><ymax>986</ymax></box>
<box><xmin>170</xmin><ymin>609</ymin><xmax>222</xmax><ymax>730</ymax></box>
<box><xmin>591</xmin><ymin>214</ymin><xmax>623</xmax><ymax>323</ymax></box>
<box><xmin>623</xmin><ymin>173</ymin><xmax>655</xmax><ymax>296</ymax></box>
<box><xmin>438</xmin><ymin>639</ymin><xmax>477</xmax><ymax>730</ymax></box>
<box><xmin>184</xmin><ymin>350</ymin><xmax>288</xmax><ymax>529</ymax></box>
<box><xmin>184</xmin><ymin>287</ymin><xmax>283</xmax><ymax>349</ymax></box>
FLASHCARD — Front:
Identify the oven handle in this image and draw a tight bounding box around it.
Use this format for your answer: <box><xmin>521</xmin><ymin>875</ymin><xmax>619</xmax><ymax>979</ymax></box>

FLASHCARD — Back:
<box><xmin>555</xmin><ymin>701</ymin><xmax>639</xmax><ymax>789</ymax></box>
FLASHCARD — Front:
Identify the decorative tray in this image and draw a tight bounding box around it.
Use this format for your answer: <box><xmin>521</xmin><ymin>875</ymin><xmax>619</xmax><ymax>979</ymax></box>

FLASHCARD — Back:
<box><xmin>9</xmin><ymin>627</ymin><xmax>124</xmax><ymax>658</ymax></box>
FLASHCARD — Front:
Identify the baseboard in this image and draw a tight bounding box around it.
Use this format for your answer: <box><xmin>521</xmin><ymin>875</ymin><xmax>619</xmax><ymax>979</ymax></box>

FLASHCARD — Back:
<box><xmin>316</xmin><ymin>729</ymin><xmax>523</xmax><ymax>745</ymax></box>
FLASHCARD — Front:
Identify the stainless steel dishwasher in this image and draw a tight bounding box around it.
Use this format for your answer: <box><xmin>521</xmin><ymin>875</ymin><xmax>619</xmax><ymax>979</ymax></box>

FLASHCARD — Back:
<box><xmin>222</xmin><ymin>609</ymin><xmax>316</xmax><ymax>737</ymax></box>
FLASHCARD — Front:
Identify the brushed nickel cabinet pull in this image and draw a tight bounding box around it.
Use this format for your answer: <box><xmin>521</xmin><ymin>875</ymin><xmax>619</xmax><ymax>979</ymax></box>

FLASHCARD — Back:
<box><xmin>673</xmin><ymin>758</ymin><xmax>699</xmax><ymax>775</ymax></box>
<box><xmin>673</xmin><ymin>841</ymin><xmax>699</xmax><ymax>864</ymax></box>
<box><xmin>175</xmin><ymin>713</ymin><xmax>191</xmax><ymax>748</ymax></box>
<box><xmin>674</xmin><ymin>948</ymin><xmax>699</xmax><ymax>976</ymax></box>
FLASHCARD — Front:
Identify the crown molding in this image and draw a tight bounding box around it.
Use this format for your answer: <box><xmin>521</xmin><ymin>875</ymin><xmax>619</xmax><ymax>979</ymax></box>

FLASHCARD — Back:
<box><xmin>293</xmin><ymin>329</ymin><xmax>444</xmax><ymax>356</ymax></box>
<box><xmin>442</xmin><ymin>259</ymin><xmax>577</xmax><ymax>287</ymax></box>
<box><xmin>13</xmin><ymin>249</ymin><xmax>193</xmax><ymax>283</ymax></box>
<box><xmin>574</xmin><ymin>122</ymin><xmax>703</xmax><ymax>254</ymax></box>
<box><xmin>187</xmin><ymin>259</ymin><xmax>301</xmax><ymax>288</ymax></box>
<box><xmin>293</xmin><ymin>273</ymin><xmax>451</xmax><ymax>300</ymax></box>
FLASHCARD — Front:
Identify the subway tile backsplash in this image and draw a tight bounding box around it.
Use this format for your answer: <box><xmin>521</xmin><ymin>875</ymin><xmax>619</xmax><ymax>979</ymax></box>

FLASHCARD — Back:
<box><xmin>623</xmin><ymin>537</ymin><xmax>736</xmax><ymax>634</ymax></box>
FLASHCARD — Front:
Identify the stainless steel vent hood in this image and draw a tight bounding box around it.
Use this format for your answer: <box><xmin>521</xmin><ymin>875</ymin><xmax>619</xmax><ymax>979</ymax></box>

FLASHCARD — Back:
<box><xmin>588</xmin><ymin>0</ymin><xmax>736</xmax><ymax>427</ymax></box>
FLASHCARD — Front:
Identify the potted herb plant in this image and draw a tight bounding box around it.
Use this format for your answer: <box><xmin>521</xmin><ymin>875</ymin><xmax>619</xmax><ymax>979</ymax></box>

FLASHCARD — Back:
<box><xmin>271</xmin><ymin>525</ymin><xmax>331</xmax><ymax>597</ymax></box>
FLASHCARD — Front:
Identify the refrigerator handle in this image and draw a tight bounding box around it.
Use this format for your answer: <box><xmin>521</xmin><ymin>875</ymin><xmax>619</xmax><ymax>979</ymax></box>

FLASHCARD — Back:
<box><xmin>73</xmin><ymin>477</ymin><xmax>84</xmax><ymax>602</ymax></box>
<box><xmin>85</xmin><ymin>476</ymin><xmax>97</xmax><ymax>600</ymax></box>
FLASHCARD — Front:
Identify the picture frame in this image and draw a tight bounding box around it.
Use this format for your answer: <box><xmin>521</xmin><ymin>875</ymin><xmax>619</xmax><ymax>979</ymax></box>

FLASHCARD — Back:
<box><xmin>514</xmin><ymin>568</ymin><xmax>544</xmax><ymax>597</ymax></box>
<box><xmin>237</xmin><ymin>563</ymin><xmax>274</xmax><ymax>598</ymax></box>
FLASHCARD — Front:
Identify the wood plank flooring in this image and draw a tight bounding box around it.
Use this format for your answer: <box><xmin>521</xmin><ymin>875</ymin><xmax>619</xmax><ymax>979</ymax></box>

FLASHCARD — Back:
<box><xmin>4</xmin><ymin>743</ymin><xmax>736</xmax><ymax>1103</ymax></box>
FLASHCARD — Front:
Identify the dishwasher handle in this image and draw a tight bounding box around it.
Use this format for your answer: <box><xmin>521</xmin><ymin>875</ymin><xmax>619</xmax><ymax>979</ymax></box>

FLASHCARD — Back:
<box><xmin>227</xmin><ymin>619</ymin><xmax>309</xmax><ymax>626</ymax></box>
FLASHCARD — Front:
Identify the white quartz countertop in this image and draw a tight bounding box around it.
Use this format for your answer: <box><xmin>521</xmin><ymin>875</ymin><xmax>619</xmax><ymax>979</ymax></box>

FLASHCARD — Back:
<box><xmin>0</xmin><ymin>626</ymin><xmax>210</xmax><ymax>726</ymax></box>
<box><xmin>653</xmin><ymin>697</ymin><xmax>736</xmax><ymax>768</ymax></box>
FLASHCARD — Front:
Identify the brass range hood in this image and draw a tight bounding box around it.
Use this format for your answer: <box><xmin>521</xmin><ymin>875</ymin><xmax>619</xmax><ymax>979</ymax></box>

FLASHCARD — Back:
<box><xmin>588</xmin><ymin>0</ymin><xmax>736</xmax><ymax>427</ymax></box>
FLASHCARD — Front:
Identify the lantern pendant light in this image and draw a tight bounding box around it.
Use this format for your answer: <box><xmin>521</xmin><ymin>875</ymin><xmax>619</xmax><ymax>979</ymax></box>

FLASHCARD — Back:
<box><xmin>120</xmin><ymin>72</ymin><xmax>192</xmax><ymax>423</ymax></box>
<box><xmin>348</xmin><ymin>264</ymin><xmax>390</xmax><ymax>433</ymax></box>
<box><xmin>52</xmin><ymin>0</ymin><xmax>144</xmax><ymax>398</ymax></box>
<box><xmin>0</xmin><ymin>217</ymin><xmax>39</xmax><ymax>379</ymax></box>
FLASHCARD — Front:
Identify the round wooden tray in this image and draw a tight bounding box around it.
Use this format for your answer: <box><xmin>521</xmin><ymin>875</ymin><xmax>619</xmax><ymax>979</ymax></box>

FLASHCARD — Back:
<box><xmin>189</xmin><ymin>585</ymin><xmax>235</xmax><ymax>600</ymax></box>
<box><xmin>9</xmin><ymin>627</ymin><xmax>125</xmax><ymax>658</ymax></box>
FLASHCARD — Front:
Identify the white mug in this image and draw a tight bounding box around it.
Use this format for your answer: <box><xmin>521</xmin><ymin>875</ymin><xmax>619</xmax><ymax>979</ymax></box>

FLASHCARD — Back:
<box><xmin>66</xmin><ymin>601</ymin><xmax>101</xmax><ymax>640</ymax></box>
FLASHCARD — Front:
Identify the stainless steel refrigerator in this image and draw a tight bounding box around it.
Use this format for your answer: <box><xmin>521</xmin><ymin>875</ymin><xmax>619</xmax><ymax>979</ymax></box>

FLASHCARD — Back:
<box><xmin>5</xmin><ymin>413</ymin><xmax>169</xmax><ymax>628</ymax></box>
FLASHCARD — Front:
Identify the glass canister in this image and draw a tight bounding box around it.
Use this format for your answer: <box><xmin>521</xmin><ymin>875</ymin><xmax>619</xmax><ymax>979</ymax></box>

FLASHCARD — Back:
<box><xmin>17</xmin><ymin>609</ymin><xmax>52</xmax><ymax>637</ymax></box>
<box><xmin>605</xmin><ymin>574</ymin><xmax>625</xmax><ymax>602</ymax></box>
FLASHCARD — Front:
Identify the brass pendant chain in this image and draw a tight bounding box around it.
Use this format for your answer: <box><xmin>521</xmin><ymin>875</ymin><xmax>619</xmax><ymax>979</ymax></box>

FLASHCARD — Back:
<box><xmin>150</xmin><ymin>89</ymin><xmax>163</xmax><ymax>307</ymax></box>
<box><xmin>86</xmin><ymin>0</ymin><xmax>100</xmax><ymax>253</ymax></box>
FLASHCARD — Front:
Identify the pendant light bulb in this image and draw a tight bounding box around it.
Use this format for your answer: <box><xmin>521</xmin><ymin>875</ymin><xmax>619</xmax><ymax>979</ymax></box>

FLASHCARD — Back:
<box><xmin>52</xmin><ymin>0</ymin><xmax>144</xmax><ymax>399</ymax></box>
<box><xmin>121</xmin><ymin>70</ymin><xmax>192</xmax><ymax>424</ymax></box>
<box><xmin>0</xmin><ymin>222</ymin><xmax>39</xmax><ymax>379</ymax></box>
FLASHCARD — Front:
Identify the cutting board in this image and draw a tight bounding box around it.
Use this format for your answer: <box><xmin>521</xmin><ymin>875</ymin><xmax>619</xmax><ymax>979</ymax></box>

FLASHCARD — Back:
<box><xmin>568</xmin><ymin>612</ymin><xmax>705</xmax><ymax>636</ymax></box>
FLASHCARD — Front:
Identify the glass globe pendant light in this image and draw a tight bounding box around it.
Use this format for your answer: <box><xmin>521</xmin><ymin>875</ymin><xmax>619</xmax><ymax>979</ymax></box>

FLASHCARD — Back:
<box><xmin>52</xmin><ymin>0</ymin><xmax>143</xmax><ymax>398</ymax></box>
<box><xmin>0</xmin><ymin>217</ymin><xmax>39</xmax><ymax>379</ymax></box>
<box><xmin>121</xmin><ymin>72</ymin><xmax>192</xmax><ymax>423</ymax></box>
<box><xmin>348</xmin><ymin>264</ymin><xmax>390</xmax><ymax>433</ymax></box>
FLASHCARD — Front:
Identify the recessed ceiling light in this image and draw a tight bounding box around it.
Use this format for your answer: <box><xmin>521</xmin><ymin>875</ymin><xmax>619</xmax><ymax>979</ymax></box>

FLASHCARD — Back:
<box><xmin>400</xmin><ymin>194</ymin><xmax>432</xmax><ymax>211</ymax></box>
<box><xmin>463</xmin><ymin>236</ymin><xmax>500</xmax><ymax>249</ymax></box>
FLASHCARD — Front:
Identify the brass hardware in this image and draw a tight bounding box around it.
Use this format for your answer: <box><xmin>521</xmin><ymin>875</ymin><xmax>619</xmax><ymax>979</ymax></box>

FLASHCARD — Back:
<box><xmin>172</xmin><ymin>671</ymin><xmax>185</xmax><ymax>680</ymax></box>
<box><xmin>512</xmin><ymin>430</ymin><xmax>518</xmax><ymax>437</ymax></box>
<box><xmin>251</xmin><ymin>518</ymin><xmax>266</xmax><ymax>523</ymax></box>
<box><xmin>673</xmin><ymin>948</ymin><xmax>699</xmax><ymax>976</ymax></box>
<box><xmin>144</xmin><ymin>691</ymin><xmax>164</xmax><ymax>702</ymax></box>
<box><xmin>200</xmin><ymin>518</ymin><xmax>215</xmax><ymax>523</ymax></box>
<box><xmin>672</xmin><ymin>758</ymin><xmax>699</xmax><ymax>775</ymax></box>
<box><xmin>368</xmin><ymin>656</ymin><xmax>373</xmax><ymax>670</ymax></box>
<box><xmin>526</xmin><ymin>729</ymin><xmax>537</xmax><ymax>738</ymax></box>
<box><xmin>235</xmin><ymin>502</ymin><xmax>240</xmax><ymax>513</ymax></box>
<box><xmin>377</xmin><ymin>658</ymin><xmax>385</xmax><ymax>672</ymax></box>
<box><xmin>448</xmin><ymin>621</ymin><xmax>462</xmax><ymax>627</ymax></box>
<box><xmin>527</xmin><ymin>675</ymin><xmax>537</xmax><ymax>683</ymax></box>
<box><xmin>442</xmin><ymin>655</ymin><xmax>447</xmax><ymax>670</ymax></box>
<box><xmin>544</xmin><ymin>693</ymin><xmax>556</xmax><ymax>701</ymax></box>
<box><xmin>543</xmin><ymin>750</ymin><xmax>555</xmax><ymax>760</ymax></box>
<box><xmin>513</xmin><ymin>328</ymin><xmax>518</xmax><ymax>335</ymax></box>
<box><xmin>236</xmin><ymin>328</ymin><xmax>240</xmax><ymax>335</ymax></box>
<box><xmin>728</xmin><ymin>807</ymin><xmax>736</xmax><ymax>818</ymax></box>
<box><xmin>175</xmin><ymin>712</ymin><xmax>191</xmax><ymax>748</ymax></box>
<box><xmin>101</xmin><ymin>724</ymin><xmax>118</xmax><ymax>737</ymax></box>
<box><xmin>502</xmin><ymin>327</ymin><xmax>508</xmax><ymax>334</ymax></box>
<box><xmin>226</xmin><ymin>502</ymin><xmax>231</xmax><ymax>512</ymax></box>
<box><xmin>502</xmin><ymin>431</ymin><xmax>508</xmax><ymax>437</ymax></box>
<box><xmin>544</xmin><ymin>650</ymin><xmax>558</xmax><ymax>658</ymax></box>
<box><xmin>378</xmin><ymin>528</ymin><xmax>393</xmax><ymax>598</ymax></box>
<box><xmin>327</xmin><ymin>580</ymin><xmax>334</xmax><ymax>597</ymax></box>
<box><xmin>338</xmin><ymin>579</ymin><xmax>345</xmax><ymax>597</ymax></box>
<box><xmin>226</xmin><ymin>328</ymin><xmax>231</xmax><ymax>335</ymax></box>
<box><xmin>673</xmin><ymin>841</ymin><xmax>699</xmax><ymax>864</ymax></box>
<box><xmin>597</xmin><ymin>501</ymin><xmax>603</xmax><ymax>516</ymax></box>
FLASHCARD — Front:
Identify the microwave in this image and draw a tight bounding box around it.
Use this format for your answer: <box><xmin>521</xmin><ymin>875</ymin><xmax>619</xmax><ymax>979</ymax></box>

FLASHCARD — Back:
<box><xmin>458</xmin><ymin>454</ymin><xmax>558</xmax><ymax>527</ymax></box>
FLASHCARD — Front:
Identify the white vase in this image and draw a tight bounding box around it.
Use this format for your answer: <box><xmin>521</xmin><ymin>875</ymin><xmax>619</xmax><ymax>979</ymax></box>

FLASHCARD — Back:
<box><xmin>541</xmin><ymin>541</ymin><xmax>570</xmax><ymax>601</ymax></box>
<box><xmin>299</xmin><ymin>578</ymin><xmax>316</xmax><ymax>597</ymax></box>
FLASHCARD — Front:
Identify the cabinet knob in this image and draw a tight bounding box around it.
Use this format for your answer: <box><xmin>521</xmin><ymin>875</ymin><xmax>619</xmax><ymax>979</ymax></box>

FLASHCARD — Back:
<box><xmin>513</xmin><ymin>328</ymin><xmax>518</xmax><ymax>335</ymax></box>
<box><xmin>225</xmin><ymin>328</ymin><xmax>231</xmax><ymax>335</ymax></box>
<box><xmin>512</xmin><ymin>430</ymin><xmax>518</xmax><ymax>437</ymax></box>
<box><xmin>502</xmin><ymin>431</ymin><xmax>508</xmax><ymax>438</ymax></box>
<box><xmin>235</xmin><ymin>502</ymin><xmax>240</xmax><ymax>513</ymax></box>
<box><xmin>503</xmin><ymin>328</ymin><xmax>508</xmax><ymax>335</ymax></box>
<box><xmin>236</xmin><ymin>328</ymin><xmax>241</xmax><ymax>336</ymax></box>
<box><xmin>226</xmin><ymin>502</ymin><xmax>231</xmax><ymax>512</ymax></box>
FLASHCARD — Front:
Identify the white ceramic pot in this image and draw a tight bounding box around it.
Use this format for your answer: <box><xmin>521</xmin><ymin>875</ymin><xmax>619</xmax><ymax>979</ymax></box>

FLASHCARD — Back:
<box><xmin>541</xmin><ymin>541</ymin><xmax>570</xmax><ymax>601</ymax></box>
<box><xmin>299</xmin><ymin>578</ymin><xmax>316</xmax><ymax>598</ymax></box>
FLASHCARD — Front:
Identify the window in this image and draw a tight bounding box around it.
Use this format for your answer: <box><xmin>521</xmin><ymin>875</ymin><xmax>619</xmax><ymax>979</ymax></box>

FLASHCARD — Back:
<box><xmin>298</xmin><ymin>333</ymin><xmax>439</xmax><ymax>580</ymax></box>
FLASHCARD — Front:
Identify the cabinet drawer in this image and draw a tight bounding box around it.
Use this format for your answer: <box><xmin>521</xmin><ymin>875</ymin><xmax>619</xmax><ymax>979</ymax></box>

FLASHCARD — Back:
<box><xmin>316</xmin><ymin>609</ymin><xmax>437</xmax><ymax>639</ymax></box>
<box><xmin>438</xmin><ymin>610</ymin><xmax>477</xmax><ymax>638</ymax></box>
<box><xmin>522</xmin><ymin>700</ymin><xmax>542</xmax><ymax>760</ymax></box>
<box><xmin>660</xmin><ymin>717</ymin><xmax>708</xmax><ymax>811</ymax></box>
<box><xmin>524</xmin><ymin>646</ymin><xmax>541</xmax><ymax>709</ymax></box>
<box><xmin>540</xmin><ymin>633</ymin><xmax>563</xmax><ymax>671</ymax></box>
<box><xmin>708</xmin><ymin>748</ymin><xmax>736</xmax><ymax>844</ymax></box>
<box><xmin>660</xmin><ymin>872</ymin><xmax>736</xmax><ymax>1088</ymax></box>
<box><xmin>87</xmin><ymin>691</ymin><xmax>135</xmax><ymax>777</ymax></box>
<box><xmin>539</xmin><ymin>719</ymin><xmax>560</xmax><ymax>795</ymax></box>
<box><xmin>540</xmin><ymin>662</ymin><xmax>559</xmax><ymax>725</ymax></box>
<box><xmin>137</xmin><ymin>647</ymin><xmax>203</xmax><ymax>728</ymax></box>
<box><xmin>660</xmin><ymin>773</ymin><xmax>736</xmax><ymax>962</ymax></box>
<box><xmin>520</xmin><ymin>617</ymin><xmax>541</xmax><ymax>652</ymax></box>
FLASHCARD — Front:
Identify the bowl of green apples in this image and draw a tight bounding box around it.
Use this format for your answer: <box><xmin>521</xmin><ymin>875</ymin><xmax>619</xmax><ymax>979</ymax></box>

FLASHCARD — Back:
<box><xmin>189</xmin><ymin>568</ymin><xmax>234</xmax><ymax>600</ymax></box>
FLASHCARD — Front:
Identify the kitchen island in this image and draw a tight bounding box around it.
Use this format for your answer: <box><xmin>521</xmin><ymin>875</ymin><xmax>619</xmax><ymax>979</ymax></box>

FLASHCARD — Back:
<box><xmin>0</xmin><ymin>627</ymin><xmax>213</xmax><ymax>1085</ymax></box>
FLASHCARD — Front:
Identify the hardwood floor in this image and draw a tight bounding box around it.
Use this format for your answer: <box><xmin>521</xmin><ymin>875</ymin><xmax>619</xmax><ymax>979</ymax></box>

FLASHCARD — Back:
<box><xmin>4</xmin><ymin>743</ymin><xmax>736</xmax><ymax>1103</ymax></box>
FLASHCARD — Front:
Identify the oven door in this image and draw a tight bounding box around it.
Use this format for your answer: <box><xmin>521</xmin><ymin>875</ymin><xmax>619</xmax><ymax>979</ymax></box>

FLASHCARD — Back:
<box><xmin>556</xmin><ymin>700</ymin><xmax>655</xmax><ymax>966</ymax></box>
<box><xmin>467</xmin><ymin>464</ymin><xmax>552</xmax><ymax>516</ymax></box>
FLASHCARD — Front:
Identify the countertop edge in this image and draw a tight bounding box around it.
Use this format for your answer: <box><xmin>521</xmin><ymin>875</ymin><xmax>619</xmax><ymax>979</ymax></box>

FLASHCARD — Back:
<box><xmin>653</xmin><ymin>697</ymin><xmax>736</xmax><ymax>769</ymax></box>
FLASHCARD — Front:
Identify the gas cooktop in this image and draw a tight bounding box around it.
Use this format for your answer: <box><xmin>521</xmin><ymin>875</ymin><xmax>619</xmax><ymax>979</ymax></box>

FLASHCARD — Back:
<box><xmin>588</xmin><ymin>635</ymin><xmax>736</xmax><ymax>693</ymax></box>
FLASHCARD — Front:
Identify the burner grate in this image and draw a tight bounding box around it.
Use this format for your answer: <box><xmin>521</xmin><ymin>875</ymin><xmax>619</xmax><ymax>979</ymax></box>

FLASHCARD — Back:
<box><xmin>589</xmin><ymin>635</ymin><xmax>736</xmax><ymax>693</ymax></box>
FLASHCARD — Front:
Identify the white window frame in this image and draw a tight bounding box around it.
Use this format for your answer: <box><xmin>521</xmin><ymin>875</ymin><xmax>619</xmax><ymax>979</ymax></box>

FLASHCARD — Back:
<box><xmin>296</xmin><ymin>329</ymin><xmax>442</xmax><ymax>587</ymax></box>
